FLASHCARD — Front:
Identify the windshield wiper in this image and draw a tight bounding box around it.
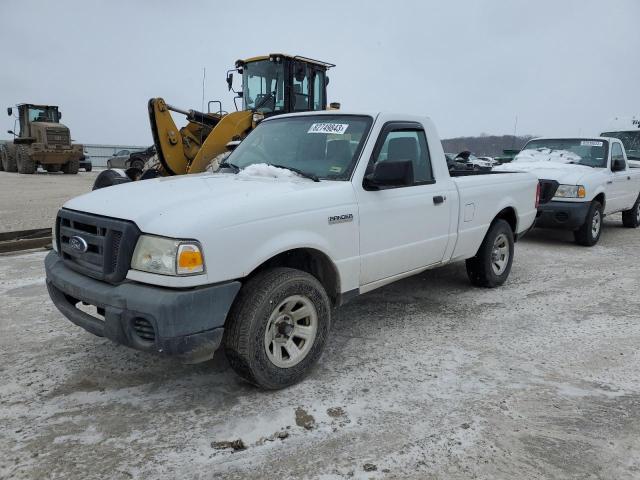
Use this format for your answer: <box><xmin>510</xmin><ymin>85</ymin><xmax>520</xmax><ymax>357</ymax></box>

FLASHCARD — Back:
<box><xmin>218</xmin><ymin>160</ymin><xmax>240</xmax><ymax>173</ymax></box>
<box><xmin>269</xmin><ymin>164</ymin><xmax>320</xmax><ymax>182</ymax></box>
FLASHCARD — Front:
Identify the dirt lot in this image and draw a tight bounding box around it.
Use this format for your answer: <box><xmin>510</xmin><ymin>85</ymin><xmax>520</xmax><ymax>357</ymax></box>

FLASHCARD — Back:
<box><xmin>0</xmin><ymin>171</ymin><xmax>97</xmax><ymax>232</ymax></box>
<box><xmin>1</xmin><ymin>213</ymin><xmax>640</xmax><ymax>479</ymax></box>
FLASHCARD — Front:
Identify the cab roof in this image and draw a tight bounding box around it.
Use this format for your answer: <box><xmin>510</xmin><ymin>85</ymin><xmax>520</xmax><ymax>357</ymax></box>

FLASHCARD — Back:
<box><xmin>239</xmin><ymin>53</ymin><xmax>335</xmax><ymax>69</ymax></box>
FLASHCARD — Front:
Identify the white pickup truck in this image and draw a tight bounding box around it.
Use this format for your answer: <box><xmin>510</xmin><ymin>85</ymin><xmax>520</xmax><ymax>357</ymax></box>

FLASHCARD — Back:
<box><xmin>495</xmin><ymin>137</ymin><xmax>640</xmax><ymax>246</ymax></box>
<box><xmin>45</xmin><ymin>112</ymin><xmax>538</xmax><ymax>389</ymax></box>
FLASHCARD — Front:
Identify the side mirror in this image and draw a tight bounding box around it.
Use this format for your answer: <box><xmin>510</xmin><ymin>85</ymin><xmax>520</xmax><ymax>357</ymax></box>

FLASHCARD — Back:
<box><xmin>325</xmin><ymin>76</ymin><xmax>330</xmax><ymax>86</ymax></box>
<box><xmin>226</xmin><ymin>73</ymin><xmax>233</xmax><ymax>91</ymax></box>
<box><xmin>57</xmin><ymin>112</ymin><xmax>62</xmax><ymax>120</ymax></box>
<box><xmin>7</xmin><ymin>130</ymin><xmax>15</xmax><ymax>135</ymax></box>
<box><xmin>7</xmin><ymin>107</ymin><xmax>12</xmax><ymax>116</ymax></box>
<box><xmin>364</xmin><ymin>160</ymin><xmax>414</xmax><ymax>189</ymax></box>
<box><xmin>612</xmin><ymin>158</ymin><xmax>626</xmax><ymax>171</ymax></box>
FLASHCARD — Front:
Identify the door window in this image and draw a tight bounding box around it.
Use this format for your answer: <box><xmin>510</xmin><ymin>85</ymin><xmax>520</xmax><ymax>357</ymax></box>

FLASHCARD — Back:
<box><xmin>292</xmin><ymin>62</ymin><xmax>311</xmax><ymax>111</ymax></box>
<box><xmin>312</xmin><ymin>70</ymin><xmax>325</xmax><ymax>110</ymax></box>
<box><xmin>368</xmin><ymin>128</ymin><xmax>434</xmax><ymax>185</ymax></box>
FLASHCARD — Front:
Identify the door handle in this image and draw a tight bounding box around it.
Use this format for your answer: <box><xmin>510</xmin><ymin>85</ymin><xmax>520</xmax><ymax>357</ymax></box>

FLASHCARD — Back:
<box><xmin>433</xmin><ymin>195</ymin><xmax>445</xmax><ymax>205</ymax></box>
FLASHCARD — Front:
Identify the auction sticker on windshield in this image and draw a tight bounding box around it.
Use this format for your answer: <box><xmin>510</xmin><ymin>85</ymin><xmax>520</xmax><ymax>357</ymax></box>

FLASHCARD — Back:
<box><xmin>308</xmin><ymin>123</ymin><xmax>349</xmax><ymax>134</ymax></box>
<box><xmin>580</xmin><ymin>140</ymin><xmax>604</xmax><ymax>147</ymax></box>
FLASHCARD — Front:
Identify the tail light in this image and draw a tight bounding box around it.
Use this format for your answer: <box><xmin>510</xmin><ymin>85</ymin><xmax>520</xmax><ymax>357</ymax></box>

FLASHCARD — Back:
<box><xmin>535</xmin><ymin>182</ymin><xmax>541</xmax><ymax>209</ymax></box>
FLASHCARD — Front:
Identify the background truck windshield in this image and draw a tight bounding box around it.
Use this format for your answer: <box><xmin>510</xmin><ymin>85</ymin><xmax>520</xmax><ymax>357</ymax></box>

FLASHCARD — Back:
<box><xmin>602</xmin><ymin>131</ymin><xmax>640</xmax><ymax>160</ymax></box>
<box><xmin>228</xmin><ymin>115</ymin><xmax>373</xmax><ymax>180</ymax></box>
<box><xmin>517</xmin><ymin>138</ymin><xmax>609</xmax><ymax>168</ymax></box>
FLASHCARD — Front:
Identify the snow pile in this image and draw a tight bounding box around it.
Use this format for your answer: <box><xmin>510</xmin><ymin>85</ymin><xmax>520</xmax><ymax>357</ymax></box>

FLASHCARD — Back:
<box><xmin>238</xmin><ymin>163</ymin><xmax>300</xmax><ymax>180</ymax></box>
<box><xmin>514</xmin><ymin>148</ymin><xmax>582</xmax><ymax>164</ymax></box>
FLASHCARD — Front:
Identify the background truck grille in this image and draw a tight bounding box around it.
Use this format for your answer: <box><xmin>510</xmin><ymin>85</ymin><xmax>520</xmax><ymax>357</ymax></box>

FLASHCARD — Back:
<box><xmin>46</xmin><ymin>128</ymin><xmax>70</xmax><ymax>146</ymax></box>
<box><xmin>56</xmin><ymin>209</ymin><xmax>140</xmax><ymax>283</ymax></box>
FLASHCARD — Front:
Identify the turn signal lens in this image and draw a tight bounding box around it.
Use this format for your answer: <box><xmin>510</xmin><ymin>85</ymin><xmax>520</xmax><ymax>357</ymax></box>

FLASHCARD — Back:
<box><xmin>577</xmin><ymin>186</ymin><xmax>586</xmax><ymax>198</ymax></box>
<box><xmin>177</xmin><ymin>244</ymin><xmax>204</xmax><ymax>274</ymax></box>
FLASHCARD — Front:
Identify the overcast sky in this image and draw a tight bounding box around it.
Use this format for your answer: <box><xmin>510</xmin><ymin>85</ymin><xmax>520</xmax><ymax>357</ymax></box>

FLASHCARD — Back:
<box><xmin>1</xmin><ymin>0</ymin><xmax>638</xmax><ymax>145</ymax></box>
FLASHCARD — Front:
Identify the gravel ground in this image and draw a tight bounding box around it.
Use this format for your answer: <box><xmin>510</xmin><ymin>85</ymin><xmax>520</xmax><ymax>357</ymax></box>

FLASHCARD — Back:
<box><xmin>0</xmin><ymin>171</ymin><xmax>98</xmax><ymax>232</ymax></box>
<box><xmin>1</xmin><ymin>216</ymin><xmax>640</xmax><ymax>479</ymax></box>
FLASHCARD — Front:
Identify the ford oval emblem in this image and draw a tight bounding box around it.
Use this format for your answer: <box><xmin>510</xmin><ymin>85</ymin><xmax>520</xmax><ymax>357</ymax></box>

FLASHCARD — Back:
<box><xmin>69</xmin><ymin>236</ymin><xmax>88</xmax><ymax>253</ymax></box>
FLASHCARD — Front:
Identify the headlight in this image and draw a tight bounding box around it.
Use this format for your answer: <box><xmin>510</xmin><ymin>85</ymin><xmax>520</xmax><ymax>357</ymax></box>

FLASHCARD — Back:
<box><xmin>131</xmin><ymin>235</ymin><xmax>205</xmax><ymax>276</ymax></box>
<box><xmin>554</xmin><ymin>184</ymin><xmax>586</xmax><ymax>199</ymax></box>
<box><xmin>52</xmin><ymin>218</ymin><xmax>58</xmax><ymax>252</ymax></box>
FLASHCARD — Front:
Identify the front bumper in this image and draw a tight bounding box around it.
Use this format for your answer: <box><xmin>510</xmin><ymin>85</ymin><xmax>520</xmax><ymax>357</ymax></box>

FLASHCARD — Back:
<box><xmin>45</xmin><ymin>251</ymin><xmax>241</xmax><ymax>363</ymax></box>
<box><xmin>535</xmin><ymin>200</ymin><xmax>591</xmax><ymax>230</ymax></box>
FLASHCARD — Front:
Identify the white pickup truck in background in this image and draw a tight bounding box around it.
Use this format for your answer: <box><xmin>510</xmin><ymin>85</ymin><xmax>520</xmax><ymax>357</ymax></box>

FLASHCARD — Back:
<box><xmin>45</xmin><ymin>111</ymin><xmax>538</xmax><ymax>389</ymax></box>
<box><xmin>495</xmin><ymin>137</ymin><xmax>640</xmax><ymax>246</ymax></box>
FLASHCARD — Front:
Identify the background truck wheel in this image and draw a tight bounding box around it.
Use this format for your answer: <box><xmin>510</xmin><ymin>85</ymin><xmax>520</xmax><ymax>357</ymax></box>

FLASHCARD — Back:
<box><xmin>61</xmin><ymin>158</ymin><xmax>79</xmax><ymax>174</ymax></box>
<box><xmin>16</xmin><ymin>146</ymin><xmax>36</xmax><ymax>174</ymax></box>
<box><xmin>224</xmin><ymin>267</ymin><xmax>331</xmax><ymax>389</ymax></box>
<box><xmin>1</xmin><ymin>144</ymin><xmax>18</xmax><ymax>172</ymax></box>
<box><xmin>45</xmin><ymin>164</ymin><xmax>61</xmax><ymax>173</ymax></box>
<box><xmin>621</xmin><ymin>196</ymin><xmax>640</xmax><ymax>228</ymax></box>
<box><xmin>574</xmin><ymin>201</ymin><xmax>603</xmax><ymax>246</ymax></box>
<box><xmin>466</xmin><ymin>219</ymin><xmax>514</xmax><ymax>288</ymax></box>
<box><xmin>129</xmin><ymin>158</ymin><xmax>145</xmax><ymax>171</ymax></box>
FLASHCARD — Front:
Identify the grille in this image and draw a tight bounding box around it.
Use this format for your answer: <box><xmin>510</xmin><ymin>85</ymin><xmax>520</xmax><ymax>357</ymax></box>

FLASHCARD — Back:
<box><xmin>57</xmin><ymin>209</ymin><xmax>140</xmax><ymax>283</ymax></box>
<box><xmin>132</xmin><ymin>318</ymin><xmax>156</xmax><ymax>343</ymax></box>
<box><xmin>538</xmin><ymin>179</ymin><xmax>559</xmax><ymax>205</ymax></box>
<box><xmin>46</xmin><ymin>128</ymin><xmax>70</xmax><ymax>146</ymax></box>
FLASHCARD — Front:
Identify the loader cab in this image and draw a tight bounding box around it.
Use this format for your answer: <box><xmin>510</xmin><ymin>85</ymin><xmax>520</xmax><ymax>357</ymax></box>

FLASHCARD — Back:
<box><xmin>235</xmin><ymin>54</ymin><xmax>334</xmax><ymax>117</ymax></box>
<box><xmin>15</xmin><ymin>104</ymin><xmax>61</xmax><ymax>138</ymax></box>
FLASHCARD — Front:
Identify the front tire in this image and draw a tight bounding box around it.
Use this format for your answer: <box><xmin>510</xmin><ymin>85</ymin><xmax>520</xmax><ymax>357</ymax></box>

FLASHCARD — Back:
<box><xmin>466</xmin><ymin>219</ymin><xmax>514</xmax><ymax>288</ymax></box>
<box><xmin>2</xmin><ymin>144</ymin><xmax>17</xmax><ymax>172</ymax></box>
<box><xmin>16</xmin><ymin>146</ymin><xmax>36</xmax><ymax>174</ymax></box>
<box><xmin>622</xmin><ymin>195</ymin><xmax>640</xmax><ymax>228</ymax></box>
<box><xmin>224</xmin><ymin>267</ymin><xmax>331</xmax><ymax>389</ymax></box>
<box><xmin>574</xmin><ymin>201</ymin><xmax>603</xmax><ymax>246</ymax></box>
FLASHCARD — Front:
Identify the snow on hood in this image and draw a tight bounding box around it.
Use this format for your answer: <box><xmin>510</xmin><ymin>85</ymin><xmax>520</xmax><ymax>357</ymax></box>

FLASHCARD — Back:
<box><xmin>238</xmin><ymin>163</ymin><xmax>302</xmax><ymax>180</ymax></box>
<box><xmin>513</xmin><ymin>148</ymin><xmax>583</xmax><ymax>164</ymax></box>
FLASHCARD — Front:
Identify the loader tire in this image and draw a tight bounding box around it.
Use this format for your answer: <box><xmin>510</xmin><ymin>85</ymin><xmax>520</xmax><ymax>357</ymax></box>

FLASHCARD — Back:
<box><xmin>466</xmin><ymin>219</ymin><xmax>514</xmax><ymax>288</ymax></box>
<box><xmin>61</xmin><ymin>158</ymin><xmax>79</xmax><ymax>174</ymax></box>
<box><xmin>224</xmin><ymin>267</ymin><xmax>331</xmax><ymax>389</ymax></box>
<box><xmin>16</xmin><ymin>146</ymin><xmax>36</xmax><ymax>174</ymax></box>
<box><xmin>1</xmin><ymin>144</ymin><xmax>17</xmax><ymax>172</ymax></box>
<box><xmin>621</xmin><ymin>195</ymin><xmax>640</xmax><ymax>228</ymax></box>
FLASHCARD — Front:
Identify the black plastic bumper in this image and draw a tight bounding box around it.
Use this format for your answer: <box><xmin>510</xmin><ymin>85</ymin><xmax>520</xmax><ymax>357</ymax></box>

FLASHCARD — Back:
<box><xmin>45</xmin><ymin>251</ymin><xmax>241</xmax><ymax>363</ymax></box>
<box><xmin>535</xmin><ymin>201</ymin><xmax>591</xmax><ymax>230</ymax></box>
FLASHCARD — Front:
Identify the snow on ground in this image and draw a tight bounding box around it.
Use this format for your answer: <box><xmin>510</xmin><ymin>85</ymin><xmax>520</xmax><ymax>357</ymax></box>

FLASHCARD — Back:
<box><xmin>2</xmin><ymin>217</ymin><xmax>640</xmax><ymax>479</ymax></box>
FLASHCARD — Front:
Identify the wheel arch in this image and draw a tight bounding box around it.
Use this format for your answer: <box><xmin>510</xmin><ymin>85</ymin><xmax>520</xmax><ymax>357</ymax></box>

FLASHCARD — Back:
<box><xmin>247</xmin><ymin>247</ymin><xmax>341</xmax><ymax>306</ymax></box>
<box><xmin>593</xmin><ymin>192</ymin><xmax>606</xmax><ymax>210</ymax></box>
<box><xmin>492</xmin><ymin>207</ymin><xmax>517</xmax><ymax>240</ymax></box>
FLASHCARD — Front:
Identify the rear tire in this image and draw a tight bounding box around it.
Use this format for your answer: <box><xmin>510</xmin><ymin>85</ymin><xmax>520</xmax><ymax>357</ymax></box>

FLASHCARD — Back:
<box><xmin>466</xmin><ymin>219</ymin><xmax>514</xmax><ymax>288</ymax></box>
<box><xmin>622</xmin><ymin>196</ymin><xmax>640</xmax><ymax>228</ymax></box>
<box><xmin>2</xmin><ymin>144</ymin><xmax>18</xmax><ymax>172</ymax></box>
<box><xmin>16</xmin><ymin>146</ymin><xmax>36</xmax><ymax>174</ymax></box>
<box><xmin>574</xmin><ymin>201</ymin><xmax>603</xmax><ymax>246</ymax></box>
<box><xmin>224</xmin><ymin>267</ymin><xmax>331</xmax><ymax>389</ymax></box>
<box><xmin>0</xmin><ymin>145</ymin><xmax>5</xmax><ymax>171</ymax></box>
<box><xmin>61</xmin><ymin>158</ymin><xmax>79</xmax><ymax>174</ymax></box>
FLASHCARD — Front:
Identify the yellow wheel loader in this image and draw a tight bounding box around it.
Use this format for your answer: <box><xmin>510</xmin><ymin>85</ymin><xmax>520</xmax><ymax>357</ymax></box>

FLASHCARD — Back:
<box><xmin>94</xmin><ymin>54</ymin><xmax>335</xmax><ymax>189</ymax></box>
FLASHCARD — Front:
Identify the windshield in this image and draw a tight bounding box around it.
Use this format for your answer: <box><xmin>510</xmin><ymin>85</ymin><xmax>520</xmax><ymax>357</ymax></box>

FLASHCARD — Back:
<box><xmin>602</xmin><ymin>131</ymin><xmax>640</xmax><ymax>160</ymax></box>
<box><xmin>226</xmin><ymin>115</ymin><xmax>373</xmax><ymax>180</ymax></box>
<box><xmin>243</xmin><ymin>60</ymin><xmax>286</xmax><ymax>113</ymax></box>
<box><xmin>28</xmin><ymin>106</ymin><xmax>59</xmax><ymax>123</ymax></box>
<box><xmin>515</xmin><ymin>138</ymin><xmax>609</xmax><ymax>168</ymax></box>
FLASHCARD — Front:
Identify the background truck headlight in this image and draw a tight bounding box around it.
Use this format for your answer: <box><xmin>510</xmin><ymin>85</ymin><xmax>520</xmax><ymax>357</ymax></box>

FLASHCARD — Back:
<box><xmin>131</xmin><ymin>235</ymin><xmax>204</xmax><ymax>276</ymax></box>
<box><xmin>554</xmin><ymin>185</ymin><xmax>586</xmax><ymax>199</ymax></box>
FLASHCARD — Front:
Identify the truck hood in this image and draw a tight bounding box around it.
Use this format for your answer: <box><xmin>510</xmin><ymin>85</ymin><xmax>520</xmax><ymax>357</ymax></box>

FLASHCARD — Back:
<box><xmin>494</xmin><ymin>161</ymin><xmax>597</xmax><ymax>185</ymax></box>
<box><xmin>63</xmin><ymin>172</ymin><xmax>355</xmax><ymax>237</ymax></box>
